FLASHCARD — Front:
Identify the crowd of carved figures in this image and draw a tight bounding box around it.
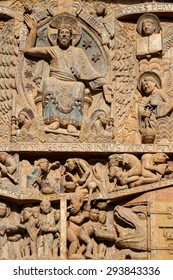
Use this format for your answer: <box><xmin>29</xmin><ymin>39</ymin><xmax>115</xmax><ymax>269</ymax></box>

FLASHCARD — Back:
<box><xmin>0</xmin><ymin>198</ymin><xmax>149</xmax><ymax>260</ymax></box>
<box><xmin>66</xmin><ymin>193</ymin><xmax>149</xmax><ymax>260</ymax></box>
<box><xmin>0</xmin><ymin>0</ymin><xmax>173</xmax><ymax>260</ymax></box>
<box><xmin>0</xmin><ymin>0</ymin><xmax>173</xmax><ymax>144</ymax></box>
<box><xmin>0</xmin><ymin>151</ymin><xmax>172</xmax><ymax>193</ymax></box>
<box><xmin>0</xmin><ymin>150</ymin><xmax>172</xmax><ymax>259</ymax></box>
<box><xmin>0</xmin><ymin>200</ymin><xmax>60</xmax><ymax>259</ymax></box>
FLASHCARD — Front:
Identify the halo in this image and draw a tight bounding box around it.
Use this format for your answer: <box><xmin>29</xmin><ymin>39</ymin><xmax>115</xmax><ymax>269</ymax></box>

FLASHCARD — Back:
<box><xmin>91</xmin><ymin>109</ymin><xmax>107</xmax><ymax>120</ymax></box>
<box><xmin>138</xmin><ymin>71</ymin><xmax>162</xmax><ymax>92</ymax></box>
<box><xmin>48</xmin><ymin>12</ymin><xmax>82</xmax><ymax>46</ymax></box>
<box><xmin>19</xmin><ymin>108</ymin><xmax>34</xmax><ymax>120</ymax></box>
<box><xmin>136</xmin><ymin>13</ymin><xmax>161</xmax><ymax>35</ymax></box>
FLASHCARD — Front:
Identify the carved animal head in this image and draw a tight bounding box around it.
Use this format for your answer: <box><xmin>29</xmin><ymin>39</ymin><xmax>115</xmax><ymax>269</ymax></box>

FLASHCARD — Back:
<box><xmin>114</xmin><ymin>205</ymin><xmax>147</xmax><ymax>251</ymax></box>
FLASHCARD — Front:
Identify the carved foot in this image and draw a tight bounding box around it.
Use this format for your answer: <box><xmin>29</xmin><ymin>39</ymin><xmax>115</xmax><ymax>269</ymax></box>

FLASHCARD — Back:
<box><xmin>115</xmin><ymin>185</ymin><xmax>128</xmax><ymax>191</ymax></box>
<box><xmin>41</xmin><ymin>187</ymin><xmax>55</xmax><ymax>194</ymax></box>
<box><xmin>68</xmin><ymin>253</ymin><xmax>85</xmax><ymax>260</ymax></box>
<box><xmin>46</xmin><ymin>121</ymin><xmax>60</xmax><ymax>130</ymax></box>
<box><xmin>67</xmin><ymin>124</ymin><xmax>78</xmax><ymax>133</ymax></box>
<box><xmin>85</xmin><ymin>253</ymin><xmax>98</xmax><ymax>259</ymax></box>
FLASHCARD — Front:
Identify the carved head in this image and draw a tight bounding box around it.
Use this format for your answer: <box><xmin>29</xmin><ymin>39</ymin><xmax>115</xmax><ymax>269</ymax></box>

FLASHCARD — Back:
<box><xmin>138</xmin><ymin>72</ymin><xmax>162</xmax><ymax>95</ymax></box>
<box><xmin>49</xmin><ymin>12</ymin><xmax>81</xmax><ymax>47</ymax></box>
<box><xmin>68</xmin><ymin>191</ymin><xmax>87</xmax><ymax>215</ymax></box>
<box><xmin>142</xmin><ymin>19</ymin><xmax>156</xmax><ymax>36</ymax></box>
<box><xmin>58</xmin><ymin>27</ymin><xmax>72</xmax><ymax>48</ymax></box>
<box><xmin>18</xmin><ymin>111</ymin><xmax>31</xmax><ymax>123</ymax></box>
<box><xmin>91</xmin><ymin>109</ymin><xmax>108</xmax><ymax>125</ymax></box>
<box><xmin>18</xmin><ymin>108</ymin><xmax>34</xmax><ymax>126</ymax></box>
<box><xmin>0</xmin><ymin>152</ymin><xmax>8</xmax><ymax>163</ymax></box>
<box><xmin>89</xmin><ymin>208</ymin><xmax>99</xmax><ymax>222</ymax></box>
<box><xmin>153</xmin><ymin>153</ymin><xmax>168</xmax><ymax>163</ymax></box>
<box><xmin>64</xmin><ymin>158</ymin><xmax>76</xmax><ymax>172</ymax></box>
<box><xmin>0</xmin><ymin>201</ymin><xmax>8</xmax><ymax>218</ymax></box>
<box><xmin>40</xmin><ymin>200</ymin><xmax>51</xmax><ymax>214</ymax></box>
<box><xmin>108</xmin><ymin>154</ymin><xmax>123</xmax><ymax>166</ymax></box>
<box><xmin>108</xmin><ymin>154</ymin><xmax>123</xmax><ymax>180</ymax></box>
<box><xmin>99</xmin><ymin>211</ymin><xmax>107</xmax><ymax>224</ymax></box>
<box><xmin>54</xmin><ymin>210</ymin><xmax>60</xmax><ymax>222</ymax></box>
<box><xmin>137</xmin><ymin>13</ymin><xmax>161</xmax><ymax>36</ymax></box>
<box><xmin>37</xmin><ymin>158</ymin><xmax>49</xmax><ymax>173</ymax></box>
<box><xmin>141</xmin><ymin>77</ymin><xmax>157</xmax><ymax>95</ymax></box>
<box><xmin>18</xmin><ymin>112</ymin><xmax>28</xmax><ymax>124</ymax></box>
<box><xmin>20</xmin><ymin>207</ymin><xmax>33</xmax><ymax>223</ymax></box>
<box><xmin>95</xmin><ymin>3</ymin><xmax>106</xmax><ymax>17</ymax></box>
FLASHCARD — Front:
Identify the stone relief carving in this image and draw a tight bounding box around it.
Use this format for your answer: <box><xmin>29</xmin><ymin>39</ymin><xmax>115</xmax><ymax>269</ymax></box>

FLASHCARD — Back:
<box><xmin>136</xmin><ymin>13</ymin><xmax>163</xmax><ymax>59</ymax></box>
<box><xmin>0</xmin><ymin>152</ymin><xmax>19</xmax><ymax>187</ymax></box>
<box><xmin>27</xmin><ymin>158</ymin><xmax>60</xmax><ymax>194</ymax></box>
<box><xmin>138</xmin><ymin>71</ymin><xmax>173</xmax><ymax>144</ymax></box>
<box><xmin>0</xmin><ymin>199</ymin><xmax>60</xmax><ymax>260</ymax></box>
<box><xmin>114</xmin><ymin>204</ymin><xmax>148</xmax><ymax>259</ymax></box>
<box><xmin>0</xmin><ymin>0</ymin><xmax>173</xmax><ymax>260</ymax></box>
<box><xmin>0</xmin><ymin>153</ymin><xmax>171</xmax><ymax>195</ymax></box>
<box><xmin>23</xmin><ymin>11</ymin><xmax>112</xmax><ymax>142</ymax></box>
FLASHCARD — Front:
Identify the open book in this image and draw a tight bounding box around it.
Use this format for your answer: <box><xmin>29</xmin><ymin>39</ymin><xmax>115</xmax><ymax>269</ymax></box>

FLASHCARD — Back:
<box><xmin>136</xmin><ymin>33</ymin><xmax>163</xmax><ymax>57</ymax></box>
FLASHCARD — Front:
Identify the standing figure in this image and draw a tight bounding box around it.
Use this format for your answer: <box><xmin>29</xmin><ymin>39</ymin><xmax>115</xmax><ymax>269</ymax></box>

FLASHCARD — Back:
<box><xmin>67</xmin><ymin>192</ymin><xmax>90</xmax><ymax>259</ymax></box>
<box><xmin>52</xmin><ymin>210</ymin><xmax>60</xmax><ymax>258</ymax></box>
<box><xmin>19</xmin><ymin>206</ymin><xmax>39</xmax><ymax>258</ymax></box>
<box><xmin>37</xmin><ymin>200</ymin><xmax>59</xmax><ymax>258</ymax></box>
<box><xmin>78</xmin><ymin>208</ymin><xmax>99</xmax><ymax>259</ymax></box>
<box><xmin>93</xmin><ymin>211</ymin><xmax>116</xmax><ymax>259</ymax></box>
<box><xmin>0</xmin><ymin>201</ymin><xmax>10</xmax><ymax>259</ymax></box>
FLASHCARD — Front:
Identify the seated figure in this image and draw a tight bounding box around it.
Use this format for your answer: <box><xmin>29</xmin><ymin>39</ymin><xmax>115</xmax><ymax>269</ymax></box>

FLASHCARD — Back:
<box><xmin>24</xmin><ymin>12</ymin><xmax>112</xmax><ymax>134</ymax></box>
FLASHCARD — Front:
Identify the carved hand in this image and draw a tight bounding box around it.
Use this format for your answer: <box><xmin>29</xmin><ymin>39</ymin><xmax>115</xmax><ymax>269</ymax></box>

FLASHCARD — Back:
<box><xmin>48</xmin><ymin>1</ymin><xmax>59</xmax><ymax>16</ymax></box>
<box><xmin>143</xmin><ymin>108</ymin><xmax>151</xmax><ymax>117</ymax></box>
<box><xmin>65</xmin><ymin>172</ymin><xmax>75</xmax><ymax>181</ymax></box>
<box><xmin>77</xmin><ymin>178</ymin><xmax>86</xmax><ymax>185</ymax></box>
<box><xmin>0</xmin><ymin>163</ymin><xmax>7</xmax><ymax>174</ymax></box>
<box><xmin>103</xmin><ymin>84</ymin><xmax>113</xmax><ymax>103</ymax></box>
<box><xmin>34</xmin><ymin>177</ymin><xmax>41</xmax><ymax>186</ymax></box>
<box><xmin>24</xmin><ymin>14</ymin><xmax>38</xmax><ymax>30</ymax></box>
<box><xmin>0</xmin><ymin>224</ymin><xmax>6</xmax><ymax>236</ymax></box>
<box><xmin>50</xmin><ymin>161</ymin><xmax>60</xmax><ymax>170</ymax></box>
<box><xmin>157</xmin><ymin>164</ymin><xmax>168</xmax><ymax>175</ymax></box>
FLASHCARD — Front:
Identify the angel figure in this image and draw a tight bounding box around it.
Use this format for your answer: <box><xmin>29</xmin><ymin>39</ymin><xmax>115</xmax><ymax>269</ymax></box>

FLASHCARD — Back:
<box><xmin>94</xmin><ymin>2</ymin><xmax>115</xmax><ymax>48</ymax></box>
<box><xmin>90</xmin><ymin>109</ymin><xmax>113</xmax><ymax>139</ymax></box>
<box><xmin>138</xmin><ymin>71</ymin><xmax>173</xmax><ymax>143</ymax></box>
